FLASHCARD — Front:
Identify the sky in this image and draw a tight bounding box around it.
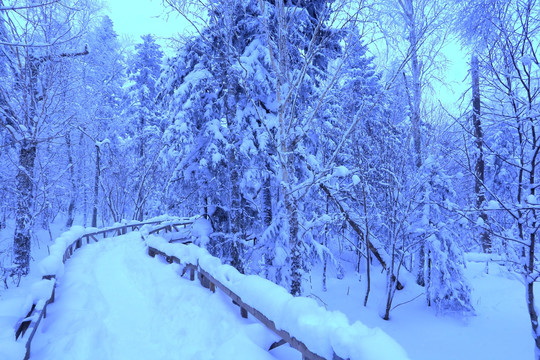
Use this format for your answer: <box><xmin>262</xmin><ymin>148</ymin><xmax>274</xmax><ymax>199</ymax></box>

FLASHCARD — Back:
<box><xmin>105</xmin><ymin>0</ymin><xmax>188</xmax><ymax>46</ymax></box>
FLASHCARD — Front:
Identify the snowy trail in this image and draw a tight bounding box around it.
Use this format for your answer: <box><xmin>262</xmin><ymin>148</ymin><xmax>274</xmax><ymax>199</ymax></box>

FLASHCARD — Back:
<box><xmin>30</xmin><ymin>233</ymin><xmax>291</xmax><ymax>360</ymax></box>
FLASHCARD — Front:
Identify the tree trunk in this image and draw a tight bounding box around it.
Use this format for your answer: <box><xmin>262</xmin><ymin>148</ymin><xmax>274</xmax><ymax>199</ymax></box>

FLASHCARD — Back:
<box><xmin>404</xmin><ymin>0</ymin><xmax>423</xmax><ymax>169</ymax></box>
<box><xmin>79</xmin><ymin>133</ymin><xmax>88</xmax><ymax>226</ymax></box>
<box><xmin>135</xmin><ymin>115</ymin><xmax>145</xmax><ymax>221</ymax></box>
<box><xmin>40</xmin><ymin>144</ymin><xmax>51</xmax><ymax>229</ymax></box>
<box><xmin>410</xmin><ymin>22</ymin><xmax>427</xmax><ymax>287</ymax></box>
<box><xmin>230</xmin><ymin>163</ymin><xmax>245</xmax><ymax>274</ymax></box>
<box><xmin>322</xmin><ymin>194</ymin><xmax>329</xmax><ymax>292</ymax></box>
<box><xmin>288</xmin><ymin>198</ymin><xmax>302</xmax><ymax>296</ymax></box>
<box><xmin>91</xmin><ymin>144</ymin><xmax>100</xmax><ymax>228</ymax></box>
<box><xmin>471</xmin><ymin>53</ymin><xmax>491</xmax><ymax>253</ymax></box>
<box><xmin>263</xmin><ymin>175</ymin><xmax>274</xmax><ymax>278</ymax></box>
<box><xmin>383</xmin><ymin>245</ymin><xmax>397</xmax><ymax>320</ymax></box>
<box><xmin>526</xmin><ymin>203</ymin><xmax>540</xmax><ymax>358</ymax></box>
<box><xmin>363</xmin><ymin>187</ymin><xmax>371</xmax><ymax>306</ymax></box>
<box><xmin>319</xmin><ymin>183</ymin><xmax>404</xmax><ymax>289</ymax></box>
<box><xmin>66</xmin><ymin>131</ymin><xmax>76</xmax><ymax>228</ymax></box>
<box><xmin>400</xmin><ymin>0</ymin><xmax>426</xmax><ymax>287</ymax></box>
<box><xmin>263</xmin><ymin>176</ymin><xmax>273</xmax><ymax>227</ymax></box>
<box><xmin>13</xmin><ymin>139</ymin><xmax>37</xmax><ymax>276</ymax></box>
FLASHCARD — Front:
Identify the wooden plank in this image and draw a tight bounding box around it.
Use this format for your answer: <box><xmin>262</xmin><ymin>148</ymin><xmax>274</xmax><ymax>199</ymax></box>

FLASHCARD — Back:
<box><xmin>63</xmin><ymin>247</ymin><xmax>71</xmax><ymax>262</ymax></box>
<box><xmin>23</xmin><ymin>307</ymin><xmax>44</xmax><ymax>360</ymax></box>
<box><xmin>199</xmin><ymin>273</ymin><xmax>211</xmax><ymax>289</ymax></box>
<box><xmin>23</xmin><ymin>294</ymin><xmax>55</xmax><ymax>360</ymax></box>
<box><xmin>148</xmin><ymin>222</ymin><xmax>194</xmax><ymax>236</ymax></box>
<box><xmin>18</xmin><ymin>279</ymin><xmax>56</xmax><ymax>359</ymax></box>
<box><xmin>178</xmin><ymin>264</ymin><xmax>197</xmax><ymax>281</ymax></box>
<box><xmin>169</xmin><ymin>239</ymin><xmax>192</xmax><ymax>244</ymax></box>
<box><xmin>269</xmin><ymin>339</ymin><xmax>287</xmax><ymax>351</ymax></box>
<box><xmin>240</xmin><ymin>307</ymin><xmax>248</xmax><ymax>319</ymax></box>
<box><xmin>15</xmin><ymin>305</ymin><xmax>35</xmax><ymax>340</ymax></box>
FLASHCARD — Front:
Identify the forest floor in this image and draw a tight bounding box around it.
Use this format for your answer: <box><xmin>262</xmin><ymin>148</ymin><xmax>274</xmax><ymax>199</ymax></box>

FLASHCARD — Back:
<box><xmin>0</xmin><ymin>218</ymin><xmax>533</xmax><ymax>359</ymax></box>
<box><xmin>307</xmin><ymin>258</ymin><xmax>532</xmax><ymax>360</ymax></box>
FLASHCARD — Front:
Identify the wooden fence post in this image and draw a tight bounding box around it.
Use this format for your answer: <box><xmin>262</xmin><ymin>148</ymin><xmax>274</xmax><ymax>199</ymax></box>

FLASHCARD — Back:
<box><xmin>240</xmin><ymin>307</ymin><xmax>248</xmax><ymax>319</ymax></box>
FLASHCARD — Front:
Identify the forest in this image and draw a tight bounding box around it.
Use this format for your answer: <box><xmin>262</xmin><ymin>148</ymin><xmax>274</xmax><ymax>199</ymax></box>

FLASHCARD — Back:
<box><xmin>0</xmin><ymin>0</ymin><xmax>539</xmax><ymax>358</ymax></box>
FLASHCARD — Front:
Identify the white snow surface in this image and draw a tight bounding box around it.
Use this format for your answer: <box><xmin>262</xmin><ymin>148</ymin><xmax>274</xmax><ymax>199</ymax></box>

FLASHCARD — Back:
<box><xmin>31</xmin><ymin>233</ymin><xmax>293</xmax><ymax>360</ymax></box>
<box><xmin>2</xmin><ymin>217</ymin><xmax>532</xmax><ymax>360</ymax></box>
<box><xmin>38</xmin><ymin>225</ymin><xmax>89</xmax><ymax>277</ymax></box>
<box><xmin>146</xmin><ymin>236</ymin><xmax>409</xmax><ymax>360</ymax></box>
<box><xmin>332</xmin><ymin>166</ymin><xmax>350</xmax><ymax>178</ymax></box>
<box><xmin>309</xmin><ymin>261</ymin><xmax>533</xmax><ymax>360</ymax></box>
<box><xmin>37</xmin><ymin>217</ymin><xmax>193</xmax><ymax>278</ymax></box>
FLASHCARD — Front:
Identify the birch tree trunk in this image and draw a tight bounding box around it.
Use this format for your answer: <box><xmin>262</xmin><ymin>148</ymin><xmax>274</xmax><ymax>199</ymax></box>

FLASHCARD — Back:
<box><xmin>66</xmin><ymin>131</ymin><xmax>76</xmax><ymax>228</ymax></box>
<box><xmin>471</xmin><ymin>53</ymin><xmax>490</xmax><ymax>253</ymax></box>
<box><xmin>399</xmin><ymin>0</ymin><xmax>425</xmax><ymax>286</ymax></box>
<box><xmin>91</xmin><ymin>144</ymin><xmax>100</xmax><ymax>228</ymax></box>
<box><xmin>13</xmin><ymin>139</ymin><xmax>37</xmax><ymax>276</ymax></box>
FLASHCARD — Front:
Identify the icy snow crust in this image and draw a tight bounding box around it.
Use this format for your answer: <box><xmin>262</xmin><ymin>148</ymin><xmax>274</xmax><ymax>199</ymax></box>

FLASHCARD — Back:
<box><xmin>146</xmin><ymin>235</ymin><xmax>409</xmax><ymax>360</ymax></box>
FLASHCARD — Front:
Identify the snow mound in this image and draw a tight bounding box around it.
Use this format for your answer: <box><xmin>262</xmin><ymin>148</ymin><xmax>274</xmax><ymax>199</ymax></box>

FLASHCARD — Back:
<box><xmin>38</xmin><ymin>225</ymin><xmax>89</xmax><ymax>277</ymax></box>
<box><xmin>146</xmin><ymin>236</ymin><xmax>409</xmax><ymax>360</ymax></box>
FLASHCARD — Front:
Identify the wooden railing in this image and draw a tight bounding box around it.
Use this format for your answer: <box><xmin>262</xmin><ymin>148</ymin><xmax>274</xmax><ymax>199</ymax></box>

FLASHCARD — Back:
<box><xmin>15</xmin><ymin>219</ymin><xmax>193</xmax><ymax>360</ymax></box>
<box><xmin>147</xmin><ymin>245</ymin><xmax>345</xmax><ymax>360</ymax></box>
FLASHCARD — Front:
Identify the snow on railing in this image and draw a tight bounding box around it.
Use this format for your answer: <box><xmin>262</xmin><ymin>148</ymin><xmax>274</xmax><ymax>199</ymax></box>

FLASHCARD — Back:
<box><xmin>146</xmin><ymin>235</ymin><xmax>410</xmax><ymax>360</ymax></box>
<box><xmin>14</xmin><ymin>217</ymin><xmax>194</xmax><ymax>360</ymax></box>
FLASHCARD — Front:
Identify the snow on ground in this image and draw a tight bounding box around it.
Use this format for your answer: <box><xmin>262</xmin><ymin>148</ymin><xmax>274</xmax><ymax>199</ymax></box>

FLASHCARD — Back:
<box><xmin>147</xmin><ymin>235</ymin><xmax>409</xmax><ymax>360</ymax></box>
<box><xmin>0</xmin><ymin>219</ymin><xmax>69</xmax><ymax>360</ymax></box>
<box><xmin>307</xmin><ymin>260</ymin><xmax>532</xmax><ymax>360</ymax></box>
<box><xmin>30</xmin><ymin>232</ymin><xmax>297</xmax><ymax>360</ymax></box>
<box><xmin>0</xmin><ymin>219</ymin><xmax>535</xmax><ymax>360</ymax></box>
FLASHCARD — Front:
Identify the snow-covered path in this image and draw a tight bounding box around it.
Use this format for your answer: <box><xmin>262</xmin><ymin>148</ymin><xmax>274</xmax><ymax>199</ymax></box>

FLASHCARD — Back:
<box><xmin>30</xmin><ymin>233</ymin><xmax>292</xmax><ymax>360</ymax></box>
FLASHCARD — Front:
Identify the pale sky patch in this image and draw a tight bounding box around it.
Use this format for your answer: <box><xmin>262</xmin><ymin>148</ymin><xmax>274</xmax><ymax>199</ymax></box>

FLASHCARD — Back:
<box><xmin>105</xmin><ymin>0</ymin><xmax>187</xmax><ymax>47</ymax></box>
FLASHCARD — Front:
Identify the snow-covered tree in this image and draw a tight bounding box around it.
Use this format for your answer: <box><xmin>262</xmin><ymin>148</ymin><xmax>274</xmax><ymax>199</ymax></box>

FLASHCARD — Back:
<box><xmin>124</xmin><ymin>34</ymin><xmax>164</xmax><ymax>220</ymax></box>
<box><xmin>457</xmin><ymin>0</ymin><xmax>540</xmax><ymax>355</ymax></box>
<box><xmin>160</xmin><ymin>0</ymin><xmax>270</xmax><ymax>273</ymax></box>
<box><xmin>77</xmin><ymin>16</ymin><xmax>126</xmax><ymax>226</ymax></box>
<box><xmin>161</xmin><ymin>0</ymin><xmax>356</xmax><ymax>294</ymax></box>
<box><xmin>0</xmin><ymin>0</ymin><xmax>91</xmax><ymax>277</ymax></box>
